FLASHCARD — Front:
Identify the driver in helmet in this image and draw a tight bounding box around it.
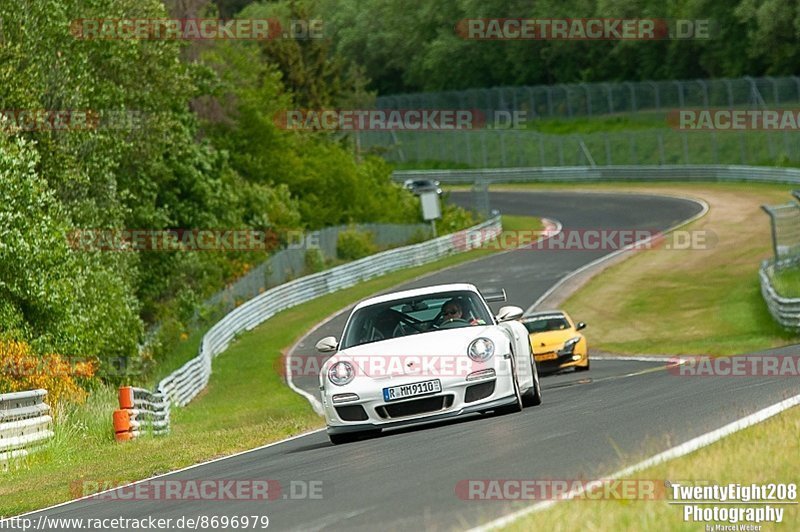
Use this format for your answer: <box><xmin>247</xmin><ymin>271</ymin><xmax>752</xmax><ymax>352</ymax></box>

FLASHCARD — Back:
<box><xmin>440</xmin><ymin>299</ymin><xmax>479</xmax><ymax>325</ymax></box>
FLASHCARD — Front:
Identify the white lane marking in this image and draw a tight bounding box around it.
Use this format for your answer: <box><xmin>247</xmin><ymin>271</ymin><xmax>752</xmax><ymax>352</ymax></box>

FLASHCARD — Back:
<box><xmin>2</xmin><ymin>427</ymin><xmax>325</xmax><ymax>521</ymax></box>
<box><xmin>470</xmin><ymin>392</ymin><xmax>800</xmax><ymax>531</ymax></box>
<box><xmin>527</xmin><ymin>195</ymin><xmax>710</xmax><ymax>313</ymax></box>
<box><xmin>285</xmin><ymin>218</ymin><xmax>564</xmax><ymax>412</ymax></box>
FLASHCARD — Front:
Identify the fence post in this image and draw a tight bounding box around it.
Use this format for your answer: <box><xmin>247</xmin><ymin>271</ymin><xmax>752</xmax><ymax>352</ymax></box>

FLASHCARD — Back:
<box><xmin>625</xmin><ymin>82</ymin><xmax>637</xmax><ymax>113</ymax></box>
<box><xmin>723</xmin><ymin>79</ymin><xmax>734</xmax><ymax>107</ymax></box>
<box><xmin>674</xmin><ymin>81</ymin><xmax>685</xmax><ymax>107</ymax></box>
<box><xmin>761</xmin><ymin>205</ymin><xmax>781</xmax><ymax>262</ymax></box>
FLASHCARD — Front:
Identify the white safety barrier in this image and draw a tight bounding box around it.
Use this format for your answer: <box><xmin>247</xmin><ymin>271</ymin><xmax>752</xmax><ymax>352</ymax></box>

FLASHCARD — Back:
<box><xmin>0</xmin><ymin>389</ymin><xmax>53</xmax><ymax>468</ymax></box>
<box><xmin>136</xmin><ymin>216</ymin><xmax>503</xmax><ymax>420</ymax></box>
<box><xmin>760</xmin><ymin>259</ymin><xmax>800</xmax><ymax>330</ymax></box>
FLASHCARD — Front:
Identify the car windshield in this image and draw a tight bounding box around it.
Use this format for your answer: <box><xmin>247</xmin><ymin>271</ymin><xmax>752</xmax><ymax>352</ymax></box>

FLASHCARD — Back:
<box><xmin>522</xmin><ymin>315</ymin><xmax>571</xmax><ymax>333</ymax></box>
<box><xmin>340</xmin><ymin>290</ymin><xmax>493</xmax><ymax>348</ymax></box>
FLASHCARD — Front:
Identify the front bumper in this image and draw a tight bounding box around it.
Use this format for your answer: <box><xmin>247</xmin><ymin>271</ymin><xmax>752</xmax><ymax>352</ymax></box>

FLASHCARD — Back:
<box><xmin>321</xmin><ymin>357</ymin><xmax>517</xmax><ymax>432</ymax></box>
<box><xmin>536</xmin><ymin>350</ymin><xmax>588</xmax><ymax>372</ymax></box>
<box><xmin>326</xmin><ymin>394</ymin><xmax>518</xmax><ymax>435</ymax></box>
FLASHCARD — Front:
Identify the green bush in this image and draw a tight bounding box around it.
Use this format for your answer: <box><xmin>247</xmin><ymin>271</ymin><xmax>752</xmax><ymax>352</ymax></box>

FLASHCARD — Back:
<box><xmin>304</xmin><ymin>248</ymin><xmax>326</xmax><ymax>274</ymax></box>
<box><xmin>337</xmin><ymin>229</ymin><xmax>379</xmax><ymax>261</ymax></box>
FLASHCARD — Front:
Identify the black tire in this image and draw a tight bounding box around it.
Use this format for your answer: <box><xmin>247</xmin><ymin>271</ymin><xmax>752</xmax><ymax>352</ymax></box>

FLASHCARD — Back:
<box><xmin>521</xmin><ymin>358</ymin><xmax>543</xmax><ymax>407</ymax></box>
<box><xmin>495</xmin><ymin>369</ymin><xmax>523</xmax><ymax>415</ymax></box>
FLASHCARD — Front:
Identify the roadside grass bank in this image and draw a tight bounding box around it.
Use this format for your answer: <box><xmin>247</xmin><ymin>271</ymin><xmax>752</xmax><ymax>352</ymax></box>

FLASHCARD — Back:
<box><xmin>0</xmin><ymin>216</ymin><xmax>542</xmax><ymax>516</ymax></box>
<box><xmin>506</xmin><ymin>403</ymin><xmax>800</xmax><ymax>531</ymax></box>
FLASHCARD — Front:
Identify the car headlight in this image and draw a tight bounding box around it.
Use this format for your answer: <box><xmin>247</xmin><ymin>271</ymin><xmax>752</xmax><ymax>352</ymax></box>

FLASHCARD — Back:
<box><xmin>560</xmin><ymin>336</ymin><xmax>581</xmax><ymax>354</ymax></box>
<box><xmin>468</xmin><ymin>337</ymin><xmax>495</xmax><ymax>362</ymax></box>
<box><xmin>328</xmin><ymin>361</ymin><xmax>356</xmax><ymax>386</ymax></box>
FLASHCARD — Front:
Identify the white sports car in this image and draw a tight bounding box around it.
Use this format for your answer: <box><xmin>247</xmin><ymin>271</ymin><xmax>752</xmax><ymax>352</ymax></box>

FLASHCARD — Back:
<box><xmin>316</xmin><ymin>283</ymin><xmax>542</xmax><ymax>444</ymax></box>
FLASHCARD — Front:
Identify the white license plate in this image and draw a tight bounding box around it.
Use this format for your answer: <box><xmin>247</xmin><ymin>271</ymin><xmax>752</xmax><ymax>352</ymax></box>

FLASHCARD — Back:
<box><xmin>383</xmin><ymin>379</ymin><xmax>442</xmax><ymax>402</ymax></box>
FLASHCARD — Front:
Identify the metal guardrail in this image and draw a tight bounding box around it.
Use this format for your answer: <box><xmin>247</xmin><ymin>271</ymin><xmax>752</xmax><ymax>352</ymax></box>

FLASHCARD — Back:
<box><xmin>759</xmin><ymin>259</ymin><xmax>800</xmax><ymax>330</ymax></box>
<box><xmin>145</xmin><ymin>216</ymin><xmax>502</xmax><ymax>413</ymax></box>
<box><xmin>0</xmin><ymin>390</ymin><xmax>53</xmax><ymax>468</ymax></box>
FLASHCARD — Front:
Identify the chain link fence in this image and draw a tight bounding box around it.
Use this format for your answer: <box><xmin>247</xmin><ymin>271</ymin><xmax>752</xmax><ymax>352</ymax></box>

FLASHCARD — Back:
<box><xmin>200</xmin><ymin>223</ymin><xmax>431</xmax><ymax>321</ymax></box>
<box><xmin>365</xmin><ymin>76</ymin><xmax>800</xmax><ymax>167</ymax></box>
<box><xmin>376</xmin><ymin>76</ymin><xmax>800</xmax><ymax>120</ymax></box>
<box><xmin>361</xmin><ymin>128</ymin><xmax>800</xmax><ymax>168</ymax></box>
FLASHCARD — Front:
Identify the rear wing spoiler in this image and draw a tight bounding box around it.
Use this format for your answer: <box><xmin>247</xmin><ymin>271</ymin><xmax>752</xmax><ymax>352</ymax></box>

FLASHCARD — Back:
<box><xmin>480</xmin><ymin>288</ymin><xmax>507</xmax><ymax>303</ymax></box>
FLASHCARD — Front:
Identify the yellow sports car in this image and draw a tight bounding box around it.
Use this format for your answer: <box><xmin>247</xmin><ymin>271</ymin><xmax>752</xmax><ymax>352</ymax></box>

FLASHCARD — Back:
<box><xmin>520</xmin><ymin>311</ymin><xmax>588</xmax><ymax>373</ymax></box>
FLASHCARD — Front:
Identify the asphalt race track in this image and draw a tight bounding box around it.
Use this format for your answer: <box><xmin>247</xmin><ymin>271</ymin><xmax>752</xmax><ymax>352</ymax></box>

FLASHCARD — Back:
<box><xmin>22</xmin><ymin>191</ymin><xmax>800</xmax><ymax>531</ymax></box>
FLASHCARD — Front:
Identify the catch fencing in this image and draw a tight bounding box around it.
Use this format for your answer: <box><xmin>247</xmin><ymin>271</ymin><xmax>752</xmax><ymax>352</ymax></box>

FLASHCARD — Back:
<box><xmin>147</xmin><ymin>216</ymin><xmax>502</xmax><ymax>413</ymax></box>
<box><xmin>366</xmin><ymin>76</ymin><xmax>800</xmax><ymax>167</ymax></box>
<box><xmin>0</xmin><ymin>390</ymin><xmax>53</xmax><ymax>468</ymax></box>
<box><xmin>376</xmin><ymin>76</ymin><xmax>800</xmax><ymax>120</ymax></box>
<box><xmin>360</xmin><ymin>127</ymin><xmax>800</xmax><ymax>168</ymax></box>
<box><xmin>200</xmin><ymin>223</ymin><xmax>431</xmax><ymax>322</ymax></box>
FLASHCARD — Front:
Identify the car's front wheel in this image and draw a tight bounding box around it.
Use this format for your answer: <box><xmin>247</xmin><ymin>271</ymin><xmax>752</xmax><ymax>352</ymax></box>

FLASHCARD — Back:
<box><xmin>521</xmin><ymin>357</ymin><xmax>543</xmax><ymax>406</ymax></box>
<box><xmin>494</xmin><ymin>366</ymin><xmax>523</xmax><ymax>415</ymax></box>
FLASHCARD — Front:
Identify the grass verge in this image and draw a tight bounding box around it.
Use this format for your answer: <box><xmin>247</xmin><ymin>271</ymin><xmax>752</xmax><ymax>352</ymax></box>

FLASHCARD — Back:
<box><xmin>770</xmin><ymin>267</ymin><xmax>800</xmax><ymax>299</ymax></box>
<box><xmin>0</xmin><ymin>215</ymin><xmax>542</xmax><ymax>516</ymax></box>
<box><xmin>506</xmin><ymin>404</ymin><xmax>800</xmax><ymax>531</ymax></box>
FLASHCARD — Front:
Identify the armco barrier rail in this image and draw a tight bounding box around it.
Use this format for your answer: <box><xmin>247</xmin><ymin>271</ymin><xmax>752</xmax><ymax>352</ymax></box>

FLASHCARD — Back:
<box><xmin>395</xmin><ymin>164</ymin><xmax>800</xmax><ymax>330</ymax></box>
<box><xmin>0</xmin><ymin>390</ymin><xmax>53</xmax><ymax>467</ymax></box>
<box><xmin>134</xmin><ymin>216</ymin><xmax>502</xmax><ymax>419</ymax></box>
<box><xmin>113</xmin><ymin>387</ymin><xmax>169</xmax><ymax>441</ymax></box>
<box><xmin>759</xmin><ymin>260</ymin><xmax>800</xmax><ymax>330</ymax></box>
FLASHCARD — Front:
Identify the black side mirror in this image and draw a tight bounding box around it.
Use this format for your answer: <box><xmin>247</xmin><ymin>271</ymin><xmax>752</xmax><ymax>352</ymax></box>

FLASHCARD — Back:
<box><xmin>576</xmin><ymin>322</ymin><xmax>587</xmax><ymax>331</ymax></box>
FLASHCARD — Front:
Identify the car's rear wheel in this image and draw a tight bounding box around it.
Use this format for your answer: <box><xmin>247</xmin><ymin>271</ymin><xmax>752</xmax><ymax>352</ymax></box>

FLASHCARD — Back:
<box><xmin>521</xmin><ymin>357</ymin><xmax>543</xmax><ymax>406</ymax></box>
